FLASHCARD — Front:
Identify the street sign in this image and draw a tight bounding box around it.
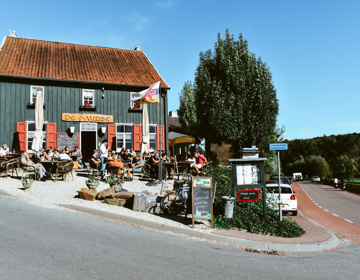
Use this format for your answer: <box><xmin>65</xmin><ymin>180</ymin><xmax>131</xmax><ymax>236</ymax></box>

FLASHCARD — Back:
<box><xmin>238</xmin><ymin>190</ymin><xmax>260</xmax><ymax>202</ymax></box>
<box><xmin>269</xmin><ymin>143</ymin><xmax>288</xmax><ymax>150</ymax></box>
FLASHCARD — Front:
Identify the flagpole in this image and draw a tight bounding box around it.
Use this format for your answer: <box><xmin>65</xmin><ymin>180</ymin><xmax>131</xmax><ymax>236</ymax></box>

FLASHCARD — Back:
<box><xmin>158</xmin><ymin>81</ymin><xmax>163</xmax><ymax>184</ymax></box>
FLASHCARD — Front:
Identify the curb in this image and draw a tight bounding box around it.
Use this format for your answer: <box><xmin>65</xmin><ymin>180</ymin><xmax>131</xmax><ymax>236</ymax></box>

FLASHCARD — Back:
<box><xmin>57</xmin><ymin>203</ymin><xmax>343</xmax><ymax>253</ymax></box>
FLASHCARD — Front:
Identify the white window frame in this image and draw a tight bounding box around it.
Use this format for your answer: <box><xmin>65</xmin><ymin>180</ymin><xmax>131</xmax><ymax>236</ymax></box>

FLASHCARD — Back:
<box><xmin>82</xmin><ymin>89</ymin><xmax>95</xmax><ymax>107</ymax></box>
<box><xmin>26</xmin><ymin>121</ymin><xmax>47</xmax><ymax>152</ymax></box>
<box><xmin>116</xmin><ymin>123</ymin><xmax>133</xmax><ymax>152</ymax></box>
<box><xmin>129</xmin><ymin>93</ymin><xmax>142</xmax><ymax>110</ymax></box>
<box><xmin>149</xmin><ymin>124</ymin><xmax>157</xmax><ymax>150</ymax></box>
<box><xmin>30</xmin><ymin>86</ymin><xmax>44</xmax><ymax>105</ymax></box>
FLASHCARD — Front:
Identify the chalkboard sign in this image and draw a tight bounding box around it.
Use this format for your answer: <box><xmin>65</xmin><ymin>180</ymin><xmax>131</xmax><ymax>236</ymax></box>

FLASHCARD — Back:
<box><xmin>57</xmin><ymin>133</ymin><xmax>79</xmax><ymax>151</ymax></box>
<box><xmin>192</xmin><ymin>177</ymin><xmax>213</xmax><ymax>228</ymax></box>
<box><xmin>238</xmin><ymin>190</ymin><xmax>260</xmax><ymax>202</ymax></box>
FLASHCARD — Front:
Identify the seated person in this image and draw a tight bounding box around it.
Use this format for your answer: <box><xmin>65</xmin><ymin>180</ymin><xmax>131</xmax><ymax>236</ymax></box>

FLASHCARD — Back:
<box><xmin>90</xmin><ymin>149</ymin><xmax>101</xmax><ymax>170</ymax></box>
<box><xmin>0</xmin><ymin>144</ymin><xmax>10</xmax><ymax>156</ymax></box>
<box><xmin>193</xmin><ymin>152</ymin><xmax>207</xmax><ymax>175</ymax></box>
<box><xmin>64</xmin><ymin>146</ymin><xmax>70</xmax><ymax>154</ymax></box>
<box><xmin>150</xmin><ymin>151</ymin><xmax>160</xmax><ymax>178</ymax></box>
<box><xmin>161</xmin><ymin>153</ymin><xmax>172</xmax><ymax>179</ymax></box>
<box><xmin>53</xmin><ymin>149</ymin><xmax>60</xmax><ymax>159</ymax></box>
<box><xmin>40</xmin><ymin>151</ymin><xmax>51</xmax><ymax>161</ymax></box>
<box><xmin>21</xmin><ymin>151</ymin><xmax>51</xmax><ymax>181</ymax></box>
<box><xmin>58</xmin><ymin>149</ymin><xmax>71</xmax><ymax>160</ymax></box>
<box><xmin>72</xmin><ymin>146</ymin><xmax>82</xmax><ymax>162</ymax></box>
<box><xmin>127</xmin><ymin>154</ymin><xmax>145</xmax><ymax>178</ymax></box>
<box><xmin>108</xmin><ymin>154</ymin><xmax>124</xmax><ymax>177</ymax></box>
<box><xmin>47</xmin><ymin>146</ymin><xmax>54</xmax><ymax>158</ymax></box>
<box><xmin>121</xmin><ymin>149</ymin><xmax>133</xmax><ymax>164</ymax></box>
<box><xmin>129</xmin><ymin>148</ymin><xmax>137</xmax><ymax>158</ymax></box>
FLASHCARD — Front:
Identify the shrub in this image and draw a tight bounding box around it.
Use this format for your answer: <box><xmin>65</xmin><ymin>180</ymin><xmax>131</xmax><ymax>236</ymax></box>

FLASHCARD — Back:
<box><xmin>207</xmin><ymin>166</ymin><xmax>233</xmax><ymax>198</ymax></box>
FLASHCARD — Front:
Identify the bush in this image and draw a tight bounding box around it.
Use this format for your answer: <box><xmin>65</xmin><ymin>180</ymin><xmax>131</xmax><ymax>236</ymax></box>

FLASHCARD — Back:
<box><xmin>207</xmin><ymin>166</ymin><xmax>233</xmax><ymax>198</ymax></box>
<box><xmin>214</xmin><ymin>198</ymin><xmax>305</xmax><ymax>238</ymax></box>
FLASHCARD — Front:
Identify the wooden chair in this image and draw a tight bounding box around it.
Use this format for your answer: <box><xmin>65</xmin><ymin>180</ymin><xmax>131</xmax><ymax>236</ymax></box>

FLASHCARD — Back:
<box><xmin>110</xmin><ymin>165</ymin><xmax>124</xmax><ymax>183</ymax></box>
<box><xmin>3</xmin><ymin>158</ymin><xmax>20</xmax><ymax>178</ymax></box>
<box><xmin>130</xmin><ymin>162</ymin><xmax>145</xmax><ymax>181</ymax></box>
<box><xmin>20</xmin><ymin>162</ymin><xmax>39</xmax><ymax>181</ymax></box>
<box><xmin>55</xmin><ymin>161</ymin><xmax>74</xmax><ymax>182</ymax></box>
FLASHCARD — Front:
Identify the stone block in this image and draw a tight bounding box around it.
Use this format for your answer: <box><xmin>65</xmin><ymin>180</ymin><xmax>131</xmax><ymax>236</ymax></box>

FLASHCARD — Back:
<box><xmin>114</xmin><ymin>192</ymin><xmax>133</xmax><ymax>199</ymax></box>
<box><xmin>97</xmin><ymin>188</ymin><xmax>115</xmax><ymax>200</ymax></box>
<box><xmin>78</xmin><ymin>188</ymin><xmax>98</xmax><ymax>201</ymax></box>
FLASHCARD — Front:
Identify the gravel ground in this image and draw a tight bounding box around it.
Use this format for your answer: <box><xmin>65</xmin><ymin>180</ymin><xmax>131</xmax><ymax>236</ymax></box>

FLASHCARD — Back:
<box><xmin>0</xmin><ymin>170</ymin><xmax>211</xmax><ymax>231</ymax></box>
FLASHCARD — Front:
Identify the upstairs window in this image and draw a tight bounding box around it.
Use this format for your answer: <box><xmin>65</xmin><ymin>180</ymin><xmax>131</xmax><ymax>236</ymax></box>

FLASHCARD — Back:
<box><xmin>30</xmin><ymin>86</ymin><xmax>44</xmax><ymax>105</ymax></box>
<box><xmin>82</xmin><ymin>89</ymin><xmax>95</xmax><ymax>108</ymax></box>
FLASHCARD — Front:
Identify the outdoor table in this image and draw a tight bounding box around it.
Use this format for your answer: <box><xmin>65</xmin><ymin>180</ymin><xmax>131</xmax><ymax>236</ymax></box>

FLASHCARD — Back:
<box><xmin>69</xmin><ymin>154</ymin><xmax>82</xmax><ymax>160</ymax></box>
<box><xmin>176</xmin><ymin>161</ymin><xmax>193</xmax><ymax>180</ymax></box>
<box><xmin>40</xmin><ymin>160</ymin><xmax>63</xmax><ymax>176</ymax></box>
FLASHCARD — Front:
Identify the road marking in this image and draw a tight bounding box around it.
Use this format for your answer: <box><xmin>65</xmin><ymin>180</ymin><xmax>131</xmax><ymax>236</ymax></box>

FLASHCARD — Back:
<box><xmin>332</xmin><ymin>213</ymin><xmax>339</xmax><ymax>217</ymax></box>
<box><xmin>323</xmin><ymin>209</ymin><xmax>328</xmax><ymax>212</ymax></box>
<box><xmin>344</xmin><ymin>219</ymin><xmax>354</xmax><ymax>224</ymax></box>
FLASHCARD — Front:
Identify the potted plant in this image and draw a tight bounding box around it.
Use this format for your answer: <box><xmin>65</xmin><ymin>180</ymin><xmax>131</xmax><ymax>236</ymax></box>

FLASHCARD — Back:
<box><xmin>22</xmin><ymin>173</ymin><xmax>34</xmax><ymax>189</ymax></box>
<box><xmin>106</xmin><ymin>175</ymin><xmax>122</xmax><ymax>192</ymax></box>
<box><xmin>85</xmin><ymin>174</ymin><xmax>100</xmax><ymax>189</ymax></box>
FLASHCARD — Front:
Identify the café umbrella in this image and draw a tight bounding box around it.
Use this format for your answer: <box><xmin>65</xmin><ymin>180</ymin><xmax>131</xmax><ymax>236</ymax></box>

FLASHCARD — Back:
<box><xmin>31</xmin><ymin>89</ymin><xmax>44</xmax><ymax>151</ymax></box>
<box><xmin>168</xmin><ymin>132</ymin><xmax>195</xmax><ymax>155</ymax></box>
<box><xmin>141</xmin><ymin>103</ymin><xmax>149</xmax><ymax>154</ymax></box>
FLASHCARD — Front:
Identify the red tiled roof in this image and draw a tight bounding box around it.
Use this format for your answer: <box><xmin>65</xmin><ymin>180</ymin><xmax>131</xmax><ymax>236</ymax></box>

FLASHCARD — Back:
<box><xmin>0</xmin><ymin>36</ymin><xmax>169</xmax><ymax>88</ymax></box>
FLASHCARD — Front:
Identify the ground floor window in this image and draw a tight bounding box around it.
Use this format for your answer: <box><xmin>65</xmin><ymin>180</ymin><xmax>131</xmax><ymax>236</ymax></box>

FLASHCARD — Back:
<box><xmin>27</xmin><ymin>122</ymin><xmax>47</xmax><ymax>150</ymax></box>
<box><xmin>116</xmin><ymin>124</ymin><xmax>133</xmax><ymax>151</ymax></box>
<box><xmin>149</xmin><ymin>125</ymin><xmax>157</xmax><ymax>150</ymax></box>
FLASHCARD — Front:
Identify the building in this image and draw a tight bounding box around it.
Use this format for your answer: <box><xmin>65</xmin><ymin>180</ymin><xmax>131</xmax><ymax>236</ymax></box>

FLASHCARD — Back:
<box><xmin>0</xmin><ymin>33</ymin><xmax>170</xmax><ymax>161</ymax></box>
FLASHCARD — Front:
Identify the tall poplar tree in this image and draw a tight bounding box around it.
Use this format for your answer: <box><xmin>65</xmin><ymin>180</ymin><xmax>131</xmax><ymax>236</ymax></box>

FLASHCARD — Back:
<box><xmin>179</xmin><ymin>29</ymin><xmax>279</xmax><ymax>157</ymax></box>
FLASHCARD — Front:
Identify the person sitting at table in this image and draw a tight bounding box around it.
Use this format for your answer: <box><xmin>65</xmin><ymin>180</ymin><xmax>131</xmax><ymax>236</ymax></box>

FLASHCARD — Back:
<box><xmin>127</xmin><ymin>154</ymin><xmax>145</xmax><ymax>179</ymax></box>
<box><xmin>64</xmin><ymin>146</ymin><xmax>70</xmax><ymax>154</ymax></box>
<box><xmin>161</xmin><ymin>153</ymin><xmax>173</xmax><ymax>180</ymax></box>
<box><xmin>53</xmin><ymin>149</ymin><xmax>61</xmax><ymax>159</ymax></box>
<box><xmin>47</xmin><ymin>146</ymin><xmax>54</xmax><ymax>158</ymax></box>
<box><xmin>193</xmin><ymin>152</ymin><xmax>207</xmax><ymax>175</ymax></box>
<box><xmin>72</xmin><ymin>146</ymin><xmax>82</xmax><ymax>166</ymax></box>
<box><xmin>129</xmin><ymin>147</ymin><xmax>137</xmax><ymax>158</ymax></box>
<box><xmin>40</xmin><ymin>151</ymin><xmax>51</xmax><ymax>161</ymax></box>
<box><xmin>21</xmin><ymin>151</ymin><xmax>51</xmax><ymax>181</ymax></box>
<box><xmin>109</xmin><ymin>154</ymin><xmax>124</xmax><ymax>178</ymax></box>
<box><xmin>0</xmin><ymin>144</ymin><xmax>10</xmax><ymax>156</ymax></box>
<box><xmin>90</xmin><ymin>149</ymin><xmax>101</xmax><ymax>172</ymax></box>
<box><xmin>58</xmin><ymin>149</ymin><xmax>71</xmax><ymax>160</ymax></box>
<box><xmin>150</xmin><ymin>151</ymin><xmax>160</xmax><ymax>178</ymax></box>
<box><xmin>121</xmin><ymin>149</ymin><xmax>133</xmax><ymax>163</ymax></box>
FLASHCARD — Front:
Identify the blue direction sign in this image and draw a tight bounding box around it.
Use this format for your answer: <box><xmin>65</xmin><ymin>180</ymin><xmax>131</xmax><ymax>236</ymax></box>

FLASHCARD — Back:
<box><xmin>269</xmin><ymin>143</ymin><xmax>288</xmax><ymax>150</ymax></box>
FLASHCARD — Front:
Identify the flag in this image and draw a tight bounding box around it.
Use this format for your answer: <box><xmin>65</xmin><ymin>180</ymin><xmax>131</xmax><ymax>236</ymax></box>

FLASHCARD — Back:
<box><xmin>130</xmin><ymin>81</ymin><xmax>160</xmax><ymax>104</ymax></box>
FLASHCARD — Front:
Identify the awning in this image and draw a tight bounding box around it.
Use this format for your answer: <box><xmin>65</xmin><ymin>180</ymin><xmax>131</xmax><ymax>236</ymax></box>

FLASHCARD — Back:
<box><xmin>168</xmin><ymin>132</ymin><xmax>195</xmax><ymax>147</ymax></box>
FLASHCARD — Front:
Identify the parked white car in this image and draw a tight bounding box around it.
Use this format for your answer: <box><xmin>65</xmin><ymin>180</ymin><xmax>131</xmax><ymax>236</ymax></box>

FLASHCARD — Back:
<box><xmin>266</xmin><ymin>183</ymin><xmax>298</xmax><ymax>216</ymax></box>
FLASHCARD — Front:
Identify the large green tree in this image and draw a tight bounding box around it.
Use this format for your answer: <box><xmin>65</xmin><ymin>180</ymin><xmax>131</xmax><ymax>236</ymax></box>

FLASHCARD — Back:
<box><xmin>179</xmin><ymin>30</ymin><xmax>279</xmax><ymax>157</ymax></box>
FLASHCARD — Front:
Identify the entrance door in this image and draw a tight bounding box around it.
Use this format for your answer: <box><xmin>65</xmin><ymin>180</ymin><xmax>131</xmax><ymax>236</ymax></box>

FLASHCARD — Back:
<box><xmin>81</xmin><ymin>131</ymin><xmax>97</xmax><ymax>163</ymax></box>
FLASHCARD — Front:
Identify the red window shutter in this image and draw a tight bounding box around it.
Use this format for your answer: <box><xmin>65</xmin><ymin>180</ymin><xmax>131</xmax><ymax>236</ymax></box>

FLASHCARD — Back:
<box><xmin>108</xmin><ymin>124</ymin><xmax>116</xmax><ymax>151</ymax></box>
<box><xmin>157</xmin><ymin>125</ymin><xmax>165</xmax><ymax>151</ymax></box>
<box><xmin>46</xmin><ymin>123</ymin><xmax>57</xmax><ymax>150</ymax></box>
<box><xmin>16</xmin><ymin>122</ymin><xmax>27</xmax><ymax>152</ymax></box>
<box><xmin>133</xmin><ymin>124</ymin><xmax>141</xmax><ymax>151</ymax></box>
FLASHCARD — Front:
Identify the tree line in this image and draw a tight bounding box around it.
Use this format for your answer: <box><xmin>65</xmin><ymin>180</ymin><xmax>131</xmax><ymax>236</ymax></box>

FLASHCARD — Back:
<box><xmin>281</xmin><ymin>133</ymin><xmax>360</xmax><ymax>179</ymax></box>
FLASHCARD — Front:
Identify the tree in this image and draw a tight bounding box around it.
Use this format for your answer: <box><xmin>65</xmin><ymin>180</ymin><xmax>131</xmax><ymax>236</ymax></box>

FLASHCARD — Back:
<box><xmin>179</xmin><ymin>29</ymin><xmax>279</xmax><ymax>157</ymax></box>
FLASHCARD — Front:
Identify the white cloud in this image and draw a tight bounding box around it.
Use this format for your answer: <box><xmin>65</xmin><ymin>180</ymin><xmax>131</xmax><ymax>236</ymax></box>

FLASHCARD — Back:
<box><xmin>124</xmin><ymin>12</ymin><xmax>150</xmax><ymax>32</ymax></box>
<box><xmin>155</xmin><ymin>0</ymin><xmax>176</xmax><ymax>9</ymax></box>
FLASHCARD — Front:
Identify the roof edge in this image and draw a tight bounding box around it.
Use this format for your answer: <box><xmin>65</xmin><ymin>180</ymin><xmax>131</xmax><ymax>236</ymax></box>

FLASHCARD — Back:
<box><xmin>0</xmin><ymin>36</ymin><xmax>7</xmax><ymax>52</ymax></box>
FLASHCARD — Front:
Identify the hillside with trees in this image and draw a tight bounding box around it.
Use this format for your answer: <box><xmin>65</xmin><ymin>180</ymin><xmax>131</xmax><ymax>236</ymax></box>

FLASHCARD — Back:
<box><xmin>281</xmin><ymin>133</ymin><xmax>360</xmax><ymax>179</ymax></box>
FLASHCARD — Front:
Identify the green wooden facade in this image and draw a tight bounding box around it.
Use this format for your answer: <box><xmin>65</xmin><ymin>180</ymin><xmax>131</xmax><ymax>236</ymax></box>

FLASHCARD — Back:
<box><xmin>0</xmin><ymin>77</ymin><xmax>169</xmax><ymax>155</ymax></box>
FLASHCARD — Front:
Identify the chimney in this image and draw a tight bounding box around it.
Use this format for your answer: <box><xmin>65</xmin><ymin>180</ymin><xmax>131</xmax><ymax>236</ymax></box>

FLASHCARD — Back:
<box><xmin>9</xmin><ymin>30</ymin><xmax>17</xmax><ymax>37</ymax></box>
<box><xmin>134</xmin><ymin>46</ymin><xmax>141</xmax><ymax>51</ymax></box>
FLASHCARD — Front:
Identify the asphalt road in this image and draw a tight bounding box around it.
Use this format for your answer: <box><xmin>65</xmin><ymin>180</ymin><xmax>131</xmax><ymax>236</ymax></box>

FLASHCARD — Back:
<box><xmin>298</xmin><ymin>181</ymin><xmax>360</xmax><ymax>226</ymax></box>
<box><xmin>1</xmin><ymin>196</ymin><xmax>360</xmax><ymax>280</ymax></box>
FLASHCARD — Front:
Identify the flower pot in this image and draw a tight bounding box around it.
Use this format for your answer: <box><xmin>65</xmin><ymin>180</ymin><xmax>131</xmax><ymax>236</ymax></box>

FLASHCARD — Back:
<box><xmin>85</xmin><ymin>179</ymin><xmax>100</xmax><ymax>189</ymax></box>
<box><xmin>22</xmin><ymin>178</ymin><xmax>33</xmax><ymax>189</ymax></box>
<box><xmin>110</xmin><ymin>182</ymin><xmax>122</xmax><ymax>193</ymax></box>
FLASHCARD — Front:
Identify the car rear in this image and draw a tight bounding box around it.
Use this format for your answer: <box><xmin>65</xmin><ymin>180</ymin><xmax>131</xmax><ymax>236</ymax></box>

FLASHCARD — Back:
<box><xmin>266</xmin><ymin>183</ymin><xmax>298</xmax><ymax>216</ymax></box>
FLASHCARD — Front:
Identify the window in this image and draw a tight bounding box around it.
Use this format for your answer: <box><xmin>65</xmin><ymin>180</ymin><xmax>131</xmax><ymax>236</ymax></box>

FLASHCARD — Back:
<box><xmin>130</xmin><ymin>93</ymin><xmax>142</xmax><ymax>110</ymax></box>
<box><xmin>81</xmin><ymin>123</ymin><xmax>97</xmax><ymax>131</ymax></box>
<box><xmin>82</xmin><ymin>89</ymin><xmax>95</xmax><ymax>108</ymax></box>
<box><xmin>30</xmin><ymin>86</ymin><xmax>44</xmax><ymax>104</ymax></box>
<box><xmin>27</xmin><ymin>122</ymin><xmax>47</xmax><ymax>150</ymax></box>
<box><xmin>149</xmin><ymin>125</ymin><xmax>157</xmax><ymax>150</ymax></box>
<box><xmin>116</xmin><ymin>124</ymin><xmax>133</xmax><ymax>151</ymax></box>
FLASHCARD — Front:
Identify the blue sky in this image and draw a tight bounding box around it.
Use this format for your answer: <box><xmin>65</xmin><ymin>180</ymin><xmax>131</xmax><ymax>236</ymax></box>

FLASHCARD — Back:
<box><xmin>1</xmin><ymin>0</ymin><xmax>359</xmax><ymax>140</ymax></box>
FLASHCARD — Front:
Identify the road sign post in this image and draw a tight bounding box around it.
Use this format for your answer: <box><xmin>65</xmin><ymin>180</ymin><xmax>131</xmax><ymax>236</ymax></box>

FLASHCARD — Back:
<box><xmin>269</xmin><ymin>143</ymin><xmax>288</xmax><ymax>221</ymax></box>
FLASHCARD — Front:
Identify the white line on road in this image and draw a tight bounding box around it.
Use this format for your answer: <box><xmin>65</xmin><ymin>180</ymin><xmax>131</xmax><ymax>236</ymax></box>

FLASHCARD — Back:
<box><xmin>344</xmin><ymin>219</ymin><xmax>354</xmax><ymax>224</ymax></box>
<box><xmin>332</xmin><ymin>213</ymin><xmax>339</xmax><ymax>217</ymax></box>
